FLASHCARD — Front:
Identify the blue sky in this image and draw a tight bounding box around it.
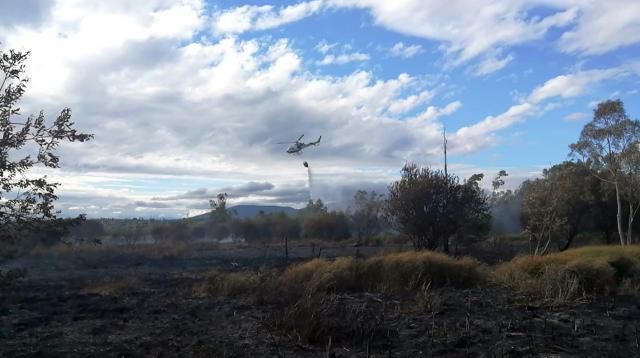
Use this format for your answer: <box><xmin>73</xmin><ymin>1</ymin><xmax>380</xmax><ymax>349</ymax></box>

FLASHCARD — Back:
<box><xmin>1</xmin><ymin>0</ymin><xmax>639</xmax><ymax>218</ymax></box>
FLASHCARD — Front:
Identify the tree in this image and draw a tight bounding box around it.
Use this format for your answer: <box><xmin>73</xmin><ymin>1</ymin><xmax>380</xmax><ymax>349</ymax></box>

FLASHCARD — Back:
<box><xmin>350</xmin><ymin>190</ymin><xmax>385</xmax><ymax>244</ymax></box>
<box><xmin>268</xmin><ymin>212</ymin><xmax>301</xmax><ymax>241</ymax></box>
<box><xmin>0</xmin><ymin>48</ymin><xmax>92</xmax><ymax>245</ymax></box>
<box><xmin>570</xmin><ymin>100</ymin><xmax>640</xmax><ymax>245</ymax></box>
<box><xmin>298</xmin><ymin>199</ymin><xmax>328</xmax><ymax>219</ymax></box>
<box><xmin>209</xmin><ymin>193</ymin><xmax>231</xmax><ymax>239</ymax></box>
<box><xmin>520</xmin><ymin>177</ymin><xmax>564</xmax><ymax>255</ymax></box>
<box><xmin>302</xmin><ymin>211</ymin><xmax>350</xmax><ymax>241</ymax></box>
<box><xmin>521</xmin><ymin>162</ymin><xmax>615</xmax><ymax>255</ymax></box>
<box><xmin>455</xmin><ymin>173</ymin><xmax>491</xmax><ymax>245</ymax></box>
<box><xmin>386</xmin><ymin>163</ymin><xmax>490</xmax><ymax>251</ymax></box>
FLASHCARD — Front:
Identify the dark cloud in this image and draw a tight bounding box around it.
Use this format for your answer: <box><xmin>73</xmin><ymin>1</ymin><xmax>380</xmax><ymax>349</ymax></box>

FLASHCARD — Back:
<box><xmin>152</xmin><ymin>182</ymin><xmax>275</xmax><ymax>201</ymax></box>
<box><xmin>132</xmin><ymin>201</ymin><xmax>173</xmax><ymax>209</ymax></box>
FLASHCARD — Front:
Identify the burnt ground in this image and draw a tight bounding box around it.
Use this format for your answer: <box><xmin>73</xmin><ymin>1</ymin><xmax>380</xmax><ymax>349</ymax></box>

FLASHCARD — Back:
<box><xmin>2</xmin><ymin>244</ymin><xmax>640</xmax><ymax>357</ymax></box>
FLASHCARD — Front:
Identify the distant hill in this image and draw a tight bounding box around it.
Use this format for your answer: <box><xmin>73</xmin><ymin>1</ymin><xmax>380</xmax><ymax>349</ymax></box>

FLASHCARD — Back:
<box><xmin>191</xmin><ymin>205</ymin><xmax>298</xmax><ymax>221</ymax></box>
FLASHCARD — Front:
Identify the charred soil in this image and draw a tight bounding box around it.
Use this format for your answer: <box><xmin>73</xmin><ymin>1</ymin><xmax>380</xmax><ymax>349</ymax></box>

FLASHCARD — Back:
<box><xmin>2</xmin><ymin>245</ymin><xmax>640</xmax><ymax>357</ymax></box>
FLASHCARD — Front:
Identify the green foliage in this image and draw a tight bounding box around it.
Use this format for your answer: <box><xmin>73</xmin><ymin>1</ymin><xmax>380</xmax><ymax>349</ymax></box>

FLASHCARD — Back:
<box><xmin>521</xmin><ymin>161</ymin><xmax>610</xmax><ymax>254</ymax></box>
<box><xmin>570</xmin><ymin>99</ymin><xmax>640</xmax><ymax>245</ymax></box>
<box><xmin>386</xmin><ymin>162</ymin><xmax>491</xmax><ymax>251</ymax></box>
<box><xmin>0</xmin><ymin>48</ymin><xmax>92</xmax><ymax>246</ymax></box>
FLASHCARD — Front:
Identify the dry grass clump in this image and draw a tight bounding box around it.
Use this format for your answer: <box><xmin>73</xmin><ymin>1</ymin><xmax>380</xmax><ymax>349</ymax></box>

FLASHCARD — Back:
<box><xmin>273</xmin><ymin>291</ymin><xmax>397</xmax><ymax>347</ymax></box>
<box><xmin>362</xmin><ymin>251</ymin><xmax>485</xmax><ymax>292</ymax></box>
<box><xmin>194</xmin><ymin>251</ymin><xmax>485</xmax><ymax>302</ymax></box>
<box><xmin>82</xmin><ymin>276</ymin><xmax>142</xmax><ymax>296</ymax></box>
<box><xmin>496</xmin><ymin>246</ymin><xmax>640</xmax><ymax>302</ymax></box>
<box><xmin>192</xmin><ymin>269</ymin><xmax>265</xmax><ymax>298</ymax></box>
<box><xmin>275</xmin><ymin>251</ymin><xmax>485</xmax><ymax>300</ymax></box>
<box><xmin>264</xmin><ymin>251</ymin><xmax>476</xmax><ymax>347</ymax></box>
<box><xmin>415</xmin><ymin>281</ymin><xmax>443</xmax><ymax>313</ymax></box>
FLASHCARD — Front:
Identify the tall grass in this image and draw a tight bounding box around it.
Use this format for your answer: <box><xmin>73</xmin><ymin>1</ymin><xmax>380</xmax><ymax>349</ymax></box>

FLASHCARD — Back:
<box><xmin>495</xmin><ymin>245</ymin><xmax>640</xmax><ymax>302</ymax></box>
<box><xmin>195</xmin><ymin>251</ymin><xmax>486</xmax><ymax>301</ymax></box>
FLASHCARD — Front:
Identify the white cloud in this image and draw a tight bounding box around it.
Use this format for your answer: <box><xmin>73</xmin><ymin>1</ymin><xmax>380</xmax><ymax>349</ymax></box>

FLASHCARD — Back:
<box><xmin>389</xmin><ymin>42</ymin><xmax>423</xmax><ymax>59</ymax></box>
<box><xmin>559</xmin><ymin>1</ymin><xmax>640</xmax><ymax>55</ymax></box>
<box><xmin>327</xmin><ymin>0</ymin><xmax>577</xmax><ymax>69</ymax></box>
<box><xmin>527</xmin><ymin>68</ymin><xmax>626</xmax><ymax>103</ymax></box>
<box><xmin>315</xmin><ymin>40</ymin><xmax>337</xmax><ymax>54</ymax></box>
<box><xmin>318</xmin><ymin>52</ymin><xmax>370</xmax><ymax>65</ymax></box>
<box><xmin>387</xmin><ymin>90</ymin><xmax>434</xmax><ymax>114</ymax></box>
<box><xmin>564</xmin><ymin>112</ymin><xmax>589</xmax><ymax>121</ymax></box>
<box><xmin>209</xmin><ymin>1</ymin><xmax>640</xmax><ymax>75</ymax></box>
<box><xmin>212</xmin><ymin>1</ymin><xmax>324</xmax><ymax>34</ymax></box>
<box><xmin>453</xmin><ymin>67</ymin><xmax>629</xmax><ymax>152</ymax></box>
<box><xmin>411</xmin><ymin>101</ymin><xmax>462</xmax><ymax>122</ymax></box>
<box><xmin>473</xmin><ymin>53</ymin><xmax>514</xmax><ymax>76</ymax></box>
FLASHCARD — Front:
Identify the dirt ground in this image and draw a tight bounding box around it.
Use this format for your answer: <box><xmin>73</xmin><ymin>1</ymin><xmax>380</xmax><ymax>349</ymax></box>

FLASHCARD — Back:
<box><xmin>2</xmin><ymin>244</ymin><xmax>640</xmax><ymax>357</ymax></box>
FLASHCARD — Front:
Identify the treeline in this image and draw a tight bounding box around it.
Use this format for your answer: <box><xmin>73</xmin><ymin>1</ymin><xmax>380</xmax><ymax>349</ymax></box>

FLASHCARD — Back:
<box><xmin>154</xmin><ymin>194</ymin><xmax>386</xmax><ymax>244</ymax></box>
<box><xmin>60</xmin><ymin>193</ymin><xmax>388</xmax><ymax>245</ymax></box>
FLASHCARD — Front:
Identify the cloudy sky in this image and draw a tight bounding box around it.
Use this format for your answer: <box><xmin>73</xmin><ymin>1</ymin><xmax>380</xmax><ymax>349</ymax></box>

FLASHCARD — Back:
<box><xmin>2</xmin><ymin>0</ymin><xmax>639</xmax><ymax>218</ymax></box>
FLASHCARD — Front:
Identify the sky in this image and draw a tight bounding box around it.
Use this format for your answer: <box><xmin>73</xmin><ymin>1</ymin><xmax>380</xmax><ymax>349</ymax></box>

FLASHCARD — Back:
<box><xmin>1</xmin><ymin>0</ymin><xmax>639</xmax><ymax>218</ymax></box>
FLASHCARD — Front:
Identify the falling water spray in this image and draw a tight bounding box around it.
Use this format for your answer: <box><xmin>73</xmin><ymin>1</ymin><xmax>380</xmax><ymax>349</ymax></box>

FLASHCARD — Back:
<box><xmin>304</xmin><ymin>161</ymin><xmax>313</xmax><ymax>200</ymax></box>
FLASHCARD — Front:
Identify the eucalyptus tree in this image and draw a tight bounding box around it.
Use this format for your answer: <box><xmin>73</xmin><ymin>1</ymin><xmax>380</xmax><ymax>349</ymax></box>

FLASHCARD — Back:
<box><xmin>570</xmin><ymin>100</ymin><xmax>640</xmax><ymax>245</ymax></box>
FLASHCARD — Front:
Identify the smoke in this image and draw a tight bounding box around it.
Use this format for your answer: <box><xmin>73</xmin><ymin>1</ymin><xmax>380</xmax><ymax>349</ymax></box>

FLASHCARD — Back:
<box><xmin>490</xmin><ymin>193</ymin><xmax>523</xmax><ymax>235</ymax></box>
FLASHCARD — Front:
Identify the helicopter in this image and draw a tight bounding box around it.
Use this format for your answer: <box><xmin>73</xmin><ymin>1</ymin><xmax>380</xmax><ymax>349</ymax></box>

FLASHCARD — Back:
<box><xmin>278</xmin><ymin>134</ymin><xmax>322</xmax><ymax>154</ymax></box>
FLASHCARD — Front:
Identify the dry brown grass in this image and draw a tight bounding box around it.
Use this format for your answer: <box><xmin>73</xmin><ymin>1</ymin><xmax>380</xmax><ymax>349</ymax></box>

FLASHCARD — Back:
<box><xmin>192</xmin><ymin>269</ymin><xmax>266</xmax><ymax>298</ymax></box>
<box><xmin>495</xmin><ymin>246</ymin><xmax>640</xmax><ymax>303</ymax></box>
<box><xmin>191</xmin><ymin>246</ymin><xmax>640</xmax><ymax>347</ymax></box>
<box><xmin>194</xmin><ymin>251</ymin><xmax>485</xmax><ymax>302</ymax></box>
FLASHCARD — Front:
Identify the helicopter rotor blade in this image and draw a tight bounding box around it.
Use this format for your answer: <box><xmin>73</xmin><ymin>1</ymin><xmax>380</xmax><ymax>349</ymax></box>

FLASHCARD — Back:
<box><xmin>297</xmin><ymin>134</ymin><xmax>304</xmax><ymax>141</ymax></box>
